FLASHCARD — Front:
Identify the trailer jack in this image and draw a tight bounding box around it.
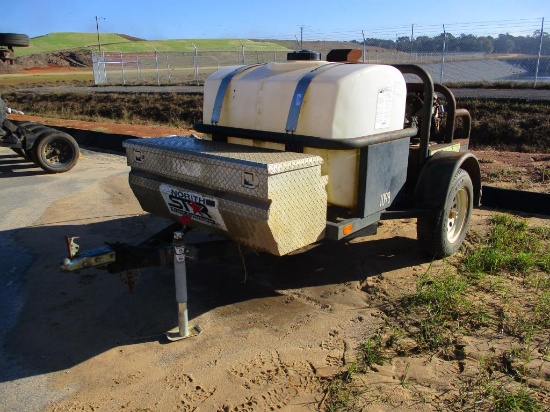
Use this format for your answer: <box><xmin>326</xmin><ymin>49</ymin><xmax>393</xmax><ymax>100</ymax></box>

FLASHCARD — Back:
<box><xmin>166</xmin><ymin>230</ymin><xmax>202</xmax><ymax>341</ymax></box>
<box><xmin>59</xmin><ymin>224</ymin><xmax>252</xmax><ymax>341</ymax></box>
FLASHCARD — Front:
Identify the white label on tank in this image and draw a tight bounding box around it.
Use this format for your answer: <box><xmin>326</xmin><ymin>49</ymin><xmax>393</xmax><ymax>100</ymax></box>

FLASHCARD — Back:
<box><xmin>160</xmin><ymin>184</ymin><xmax>227</xmax><ymax>230</ymax></box>
<box><xmin>172</xmin><ymin>159</ymin><xmax>202</xmax><ymax>177</ymax></box>
<box><xmin>375</xmin><ymin>87</ymin><xmax>394</xmax><ymax>129</ymax></box>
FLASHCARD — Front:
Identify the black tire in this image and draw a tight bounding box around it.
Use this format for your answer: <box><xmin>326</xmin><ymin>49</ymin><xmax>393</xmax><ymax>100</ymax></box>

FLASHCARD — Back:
<box><xmin>33</xmin><ymin>131</ymin><xmax>79</xmax><ymax>173</ymax></box>
<box><xmin>22</xmin><ymin>125</ymin><xmax>51</xmax><ymax>162</ymax></box>
<box><xmin>417</xmin><ymin>169</ymin><xmax>473</xmax><ymax>258</ymax></box>
<box><xmin>17</xmin><ymin>121</ymin><xmax>41</xmax><ymax>130</ymax></box>
<box><xmin>0</xmin><ymin>33</ymin><xmax>30</xmax><ymax>47</ymax></box>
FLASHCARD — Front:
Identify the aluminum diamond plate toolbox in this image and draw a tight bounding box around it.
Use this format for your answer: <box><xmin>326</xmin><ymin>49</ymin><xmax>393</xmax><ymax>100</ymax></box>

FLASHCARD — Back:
<box><xmin>123</xmin><ymin>136</ymin><xmax>328</xmax><ymax>256</ymax></box>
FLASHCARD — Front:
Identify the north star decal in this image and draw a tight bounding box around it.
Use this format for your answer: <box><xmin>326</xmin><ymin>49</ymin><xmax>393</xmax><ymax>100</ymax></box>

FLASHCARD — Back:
<box><xmin>160</xmin><ymin>185</ymin><xmax>227</xmax><ymax>230</ymax></box>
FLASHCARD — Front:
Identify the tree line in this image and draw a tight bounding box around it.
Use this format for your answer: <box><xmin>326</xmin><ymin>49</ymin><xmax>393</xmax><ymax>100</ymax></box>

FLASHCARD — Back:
<box><xmin>351</xmin><ymin>31</ymin><xmax>549</xmax><ymax>55</ymax></box>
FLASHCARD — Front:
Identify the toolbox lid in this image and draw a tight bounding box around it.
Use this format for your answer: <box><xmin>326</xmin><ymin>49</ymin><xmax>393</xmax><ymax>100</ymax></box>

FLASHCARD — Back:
<box><xmin>123</xmin><ymin>136</ymin><xmax>323</xmax><ymax>175</ymax></box>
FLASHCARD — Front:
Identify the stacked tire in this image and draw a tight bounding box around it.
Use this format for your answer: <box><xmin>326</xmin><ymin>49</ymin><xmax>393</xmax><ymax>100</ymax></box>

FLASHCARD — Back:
<box><xmin>0</xmin><ymin>33</ymin><xmax>30</xmax><ymax>48</ymax></box>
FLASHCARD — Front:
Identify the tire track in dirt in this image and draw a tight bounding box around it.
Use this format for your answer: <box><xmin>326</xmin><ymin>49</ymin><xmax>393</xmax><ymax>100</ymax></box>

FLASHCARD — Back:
<box><xmin>227</xmin><ymin>350</ymin><xmax>321</xmax><ymax>411</ymax></box>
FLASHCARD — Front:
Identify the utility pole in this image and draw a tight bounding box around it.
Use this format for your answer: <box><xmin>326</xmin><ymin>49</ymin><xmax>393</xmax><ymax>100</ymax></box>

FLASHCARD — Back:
<box><xmin>299</xmin><ymin>25</ymin><xmax>305</xmax><ymax>49</ymax></box>
<box><xmin>95</xmin><ymin>16</ymin><xmax>105</xmax><ymax>53</ymax></box>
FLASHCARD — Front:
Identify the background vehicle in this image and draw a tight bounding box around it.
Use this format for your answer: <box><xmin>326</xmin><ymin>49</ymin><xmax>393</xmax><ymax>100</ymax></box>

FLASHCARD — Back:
<box><xmin>0</xmin><ymin>32</ymin><xmax>79</xmax><ymax>173</ymax></box>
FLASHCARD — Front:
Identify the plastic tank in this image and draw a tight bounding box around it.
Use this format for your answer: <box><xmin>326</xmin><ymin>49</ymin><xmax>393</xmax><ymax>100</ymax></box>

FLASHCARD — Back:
<box><xmin>203</xmin><ymin>60</ymin><xmax>408</xmax><ymax>208</ymax></box>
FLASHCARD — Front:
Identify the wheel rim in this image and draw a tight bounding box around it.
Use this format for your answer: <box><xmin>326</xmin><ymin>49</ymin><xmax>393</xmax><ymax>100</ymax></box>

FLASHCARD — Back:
<box><xmin>447</xmin><ymin>187</ymin><xmax>469</xmax><ymax>244</ymax></box>
<box><xmin>42</xmin><ymin>138</ymin><xmax>75</xmax><ymax>167</ymax></box>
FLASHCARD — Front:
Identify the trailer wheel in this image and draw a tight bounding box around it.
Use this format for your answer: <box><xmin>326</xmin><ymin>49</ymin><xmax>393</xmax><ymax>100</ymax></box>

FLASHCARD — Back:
<box><xmin>0</xmin><ymin>33</ymin><xmax>30</xmax><ymax>47</ymax></box>
<box><xmin>33</xmin><ymin>131</ymin><xmax>79</xmax><ymax>173</ymax></box>
<box><xmin>417</xmin><ymin>169</ymin><xmax>473</xmax><ymax>258</ymax></box>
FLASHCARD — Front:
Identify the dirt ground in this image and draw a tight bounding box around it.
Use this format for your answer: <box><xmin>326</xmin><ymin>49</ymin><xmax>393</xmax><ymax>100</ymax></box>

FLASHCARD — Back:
<box><xmin>1</xmin><ymin>78</ymin><xmax>548</xmax><ymax>409</ymax></box>
<box><xmin>474</xmin><ymin>150</ymin><xmax>550</xmax><ymax>193</ymax></box>
<box><xmin>0</xmin><ymin>144</ymin><xmax>547</xmax><ymax>411</ymax></box>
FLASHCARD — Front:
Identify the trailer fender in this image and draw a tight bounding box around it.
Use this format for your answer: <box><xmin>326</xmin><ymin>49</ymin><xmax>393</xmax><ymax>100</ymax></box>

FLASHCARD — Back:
<box><xmin>413</xmin><ymin>151</ymin><xmax>481</xmax><ymax>210</ymax></box>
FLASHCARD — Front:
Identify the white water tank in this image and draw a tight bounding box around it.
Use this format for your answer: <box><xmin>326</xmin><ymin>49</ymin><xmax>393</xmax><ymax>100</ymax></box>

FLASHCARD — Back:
<box><xmin>202</xmin><ymin>60</ymin><xmax>408</xmax><ymax>208</ymax></box>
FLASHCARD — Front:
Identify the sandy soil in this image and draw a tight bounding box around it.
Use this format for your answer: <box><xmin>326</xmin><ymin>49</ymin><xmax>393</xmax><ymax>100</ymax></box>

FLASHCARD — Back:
<box><xmin>1</xmin><ymin>148</ymin><xmax>547</xmax><ymax>411</ymax></box>
<box><xmin>1</xmin><ymin>114</ymin><xmax>548</xmax><ymax>410</ymax></box>
<box><xmin>0</xmin><ymin>171</ymin><xmax>444</xmax><ymax>411</ymax></box>
<box><xmin>475</xmin><ymin>150</ymin><xmax>550</xmax><ymax>193</ymax></box>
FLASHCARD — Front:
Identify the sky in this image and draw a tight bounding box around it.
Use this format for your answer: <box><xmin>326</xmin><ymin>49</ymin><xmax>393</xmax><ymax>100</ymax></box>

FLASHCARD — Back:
<box><xmin>2</xmin><ymin>0</ymin><xmax>549</xmax><ymax>41</ymax></box>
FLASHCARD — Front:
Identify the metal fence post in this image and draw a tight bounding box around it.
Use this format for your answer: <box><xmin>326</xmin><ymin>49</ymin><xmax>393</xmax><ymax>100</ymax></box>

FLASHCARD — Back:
<box><xmin>166</xmin><ymin>53</ymin><xmax>171</xmax><ymax>83</ymax></box>
<box><xmin>192</xmin><ymin>43</ymin><xmax>199</xmax><ymax>85</ymax></box>
<box><xmin>535</xmin><ymin>17</ymin><xmax>545</xmax><ymax>87</ymax></box>
<box><xmin>241</xmin><ymin>41</ymin><xmax>245</xmax><ymax>64</ymax></box>
<box><xmin>101</xmin><ymin>51</ymin><xmax>107</xmax><ymax>84</ymax></box>
<box><xmin>117</xmin><ymin>48</ymin><xmax>126</xmax><ymax>85</ymax></box>
<box><xmin>440</xmin><ymin>25</ymin><xmax>447</xmax><ymax>84</ymax></box>
<box><xmin>154</xmin><ymin>48</ymin><xmax>160</xmax><ymax>86</ymax></box>
<box><xmin>410</xmin><ymin>24</ymin><xmax>414</xmax><ymax>63</ymax></box>
<box><xmin>362</xmin><ymin>30</ymin><xmax>366</xmax><ymax>63</ymax></box>
<box><xmin>136</xmin><ymin>54</ymin><xmax>141</xmax><ymax>80</ymax></box>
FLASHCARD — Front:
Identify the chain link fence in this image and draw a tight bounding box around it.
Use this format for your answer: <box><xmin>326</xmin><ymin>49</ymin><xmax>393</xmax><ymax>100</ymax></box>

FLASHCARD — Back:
<box><xmin>93</xmin><ymin>18</ymin><xmax>549</xmax><ymax>86</ymax></box>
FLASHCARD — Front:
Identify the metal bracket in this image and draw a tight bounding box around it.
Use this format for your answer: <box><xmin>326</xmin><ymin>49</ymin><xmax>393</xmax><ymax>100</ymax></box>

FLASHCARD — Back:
<box><xmin>285</xmin><ymin>63</ymin><xmax>343</xmax><ymax>133</ymax></box>
<box><xmin>65</xmin><ymin>236</ymin><xmax>80</xmax><ymax>259</ymax></box>
<box><xmin>61</xmin><ymin>244</ymin><xmax>116</xmax><ymax>272</ymax></box>
<box><xmin>211</xmin><ymin>64</ymin><xmax>263</xmax><ymax>125</ymax></box>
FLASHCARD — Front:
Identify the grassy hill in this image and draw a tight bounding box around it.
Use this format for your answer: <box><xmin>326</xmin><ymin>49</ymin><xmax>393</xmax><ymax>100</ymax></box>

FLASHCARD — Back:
<box><xmin>18</xmin><ymin>33</ymin><xmax>133</xmax><ymax>56</ymax></box>
<box><xmin>15</xmin><ymin>32</ymin><xmax>291</xmax><ymax>56</ymax></box>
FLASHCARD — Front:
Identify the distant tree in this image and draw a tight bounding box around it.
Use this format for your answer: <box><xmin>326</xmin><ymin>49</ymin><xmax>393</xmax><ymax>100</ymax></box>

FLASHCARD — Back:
<box><xmin>493</xmin><ymin>34</ymin><xmax>515</xmax><ymax>53</ymax></box>
<box><xmin>456</xmin><ymin>34</ymin><xmax>478</xmax><ymax>52</ymax></box>
<box><xmin>350</xmin><ymin>30</ymin><xmax>547</xmax><ymax>55</ymax></box>
<box><xmin>396</xmin><ymin>36</ymin><xmax>411</xmax><ymax>52</ymax></box>
<box><xmin>479</xmin><ymin>37</ymin><xmax>494</xmax><ymax>54</ymax></box>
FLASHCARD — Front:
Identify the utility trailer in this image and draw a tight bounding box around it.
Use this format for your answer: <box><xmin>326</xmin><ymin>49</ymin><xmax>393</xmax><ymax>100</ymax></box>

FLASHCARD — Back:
<box><xmin>0</xmin><ymin>32</ymin><xmax>79</xmax><ymax>173</ymax></box>
<box><xmin>62</xmin><ymin>49</ymin><xmax>481</xmax><ymax>341</ymax></box>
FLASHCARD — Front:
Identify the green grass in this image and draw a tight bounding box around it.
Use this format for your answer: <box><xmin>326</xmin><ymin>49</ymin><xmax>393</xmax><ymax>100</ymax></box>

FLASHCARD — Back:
<box><xmin>16</xmin><ymin>32</ymin><xmax>133</xmax><ymax>56</ymax></box>
<box><xmin>450</xmin><ymin>361</ymin><xmax>544</xmax><ymax>412</ymax></box>
<box><xmin>463</xmin><ymin>215</ymin><xmax>550</xmax><ymax>276</ymax></box>
<box><xmin>96</xmin><ymin>38</ymin><xmax>290</xmax><ymax>53</ymax></box>
<box><xmin>13</xmin><ymin>32</ymin><xmax>290</xmax><ymax>56</ymax></box>
<box><xmin>395</xmin><ymin>266</ymin><xmax>475</xmax><ymax>351</ymax></box>
<box><xmin>323</xmin><ymin>214</ymin><xmax>548</xmax><ymax>411</ymax></box>
<box><xmin>357</xmin><ymin>336</ymin><xmax>386</xmax><ymax>369</ymax></box>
